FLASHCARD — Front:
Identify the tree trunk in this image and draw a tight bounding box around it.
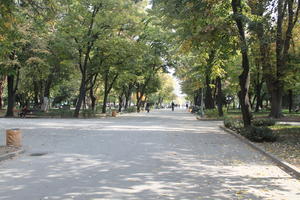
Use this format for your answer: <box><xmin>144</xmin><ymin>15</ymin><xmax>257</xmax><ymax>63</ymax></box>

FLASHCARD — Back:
<box><xmin>204</xmin><ymin>51</ymin><xmax>215</xmax><ymax>109</ymax></box>
<box><xmin>194</xmin><ymin>89</ymin><xmax>202</xmax><ymax>106</ymax></box>
<box><xmin>118</xmin><ymin>94</ymin><xmax>123</xmax><ymax>113</ymax></box>
<box><xmin>268</xmin><ymin>0</ymin><xmax>299</xmax><ymax>118</ymax></box>
<box><xmin>33</xmin><ymin>81</ymin><xmax>39</xmax><ymax>107</ymax></box>
<box><xmin>136</xmin><ymin>90</ymin><xmax>142</xmax><ymax>112</ymax></box>
<box><xmin>102</xmin><ymin>92</ymin><xmax>108</xmax><ymax>114</ymax></box>
<box><xmin>205</xmin><ymin>76</ymin><xmax>215</xmax><ymax>109</ymax></box>
<box><xmin>216</xmin><ymin>77</ymin><xmax>224</xmax><ymax>117</ymax></box>
<box><xmin>74</xmin><ymin>79</ymin><xmax>86</xmax><ymax>118</ymax></box>
<box><xmin>101</xmin><ymin>71</ymin><xmax>119</xmax><ymax>114</ymax></box>
<box><xmin>124</xmin><ymin>84</ymin><xmax>133</xmax><ymax>109</ymax></box>
<box><xmin>6</xmin><ymin>75</ymin><xmax>15</xmax><ymax>117</ymax></box>
<box><xmin>90</xmin><ymin>87</ymin><xmax>96</xmax><ymax>111</ymax></box>
<box><xmin>269</xmin><ymin>86</ymin><xmax>283</xmax><ymax>118</ymax></box>
<box><xmin>255</xmin><ymin>82</ymin><xmax>263</xmax><ymax>112</ymax></box>
<box><xmin>288</xmin><ymin>89</ymin><xmax>293</xmax><ymax>113</ymax></box>
<box><xmin>0</xmin><ymin>76</ymin><xmax>4</xmax><ymax>109</ymax></box>
<box><xmin>232</xmin><ymin>0</ymin><xmax>252</xmax><ymax>127</ymax></box>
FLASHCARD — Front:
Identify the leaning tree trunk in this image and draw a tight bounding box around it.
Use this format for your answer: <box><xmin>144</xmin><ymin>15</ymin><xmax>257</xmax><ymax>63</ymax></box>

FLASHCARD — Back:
<box><xmin>232</xmin><ymin>0</ymin><xmax>252</xmax><ymax>127</ymax></box>
<box><xmin>74</xmin><ymin>79</ymin><xmax>86</xmax><ymax>118</ymax></box>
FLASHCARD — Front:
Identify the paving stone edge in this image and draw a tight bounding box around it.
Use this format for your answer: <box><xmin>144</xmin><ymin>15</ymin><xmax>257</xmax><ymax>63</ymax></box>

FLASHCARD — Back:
<box><xmin>0</xmin><ymin>149</ymin><xmax>25</xmax><ymax>162</ymax></box>
<box><xmin>219</xmin><ymin>125</ymin><xmax>300</xmax><ymax>179</ymax></box>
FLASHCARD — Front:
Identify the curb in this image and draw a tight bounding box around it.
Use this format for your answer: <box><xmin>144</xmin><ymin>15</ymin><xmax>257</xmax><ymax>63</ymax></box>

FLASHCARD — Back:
<box><xmin>196</xmin><ymin>116</ymin><xmax>223</xmax><ymax>121</ymax></box>
<box><xmin>219</xmin><ymin>125</ymin><xmax>300</xmax><ymax>179</ymax></box>
<box><xmin>0</xmin><ymin>149</ymin><xmax>25</xmax><ymax>162</ymax></box>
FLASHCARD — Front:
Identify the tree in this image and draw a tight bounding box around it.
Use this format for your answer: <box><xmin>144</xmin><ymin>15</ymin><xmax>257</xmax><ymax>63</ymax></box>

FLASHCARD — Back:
<box><xmin>231</xmin><ymin>0</ymin><xmax>252</xmax><ymax>126</ymax></box>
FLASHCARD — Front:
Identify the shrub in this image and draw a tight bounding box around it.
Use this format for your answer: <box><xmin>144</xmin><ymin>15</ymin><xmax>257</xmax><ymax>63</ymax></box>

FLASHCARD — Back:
<box><xmin>205</xmin><ymin>108</ymin><xmax>227</xmax><ymax>118</ymax></box>
<box><xmin>123</xmin><ymin>106</ymin><xmax>137</xmax><ymax>113</ymax></box>
<box><xmin>224</xmin><ymin>118</ymin><xmax>243</xmax><ymax>132</ymax></box>
<box><xmin>191</xmin><ymin>106</ymin><xmax>201</xmax><ymax>113</ymax></box>
<box><xmin>81</xmin><ymin>109</ymin><xmax>96</xmax><ymax>118</ymax></box>
<box><xmin>252</xmin><ymin>118</ymin><xmax>276</xmax><ymax>127</ymax></box>
<box><xmin>204</xmin><ymin>109</ymin><xmax>219</xmax><ymax>118</ymax></box>
<box><xmin>60</xmin><ymin>110</ymin><xmax>74</xmax><ymax>118</ymax></box>
<box><xmin>240</xmin><ymin>126</ymin><xmax>277</xmax><ymax>142</ymax></box>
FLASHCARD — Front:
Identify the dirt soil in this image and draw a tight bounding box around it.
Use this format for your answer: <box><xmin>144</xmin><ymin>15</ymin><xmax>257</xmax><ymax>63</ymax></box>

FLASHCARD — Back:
<box><xmin>256</xmin><ymin>137</ymin><xmax>300</xmax><ymax>170</ymax></box>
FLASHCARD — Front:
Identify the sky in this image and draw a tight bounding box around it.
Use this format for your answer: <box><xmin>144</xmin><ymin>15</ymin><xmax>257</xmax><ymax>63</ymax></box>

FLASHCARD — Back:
<box><xmin>169</xmin><ymin>68</ymin><xmax>186</xmax><ymax>98</ymax></box>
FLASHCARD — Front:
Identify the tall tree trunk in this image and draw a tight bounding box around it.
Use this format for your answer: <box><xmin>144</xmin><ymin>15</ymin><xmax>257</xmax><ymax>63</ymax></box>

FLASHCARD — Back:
<box><xmin>124</xmin><ymin>84</ymin><xmax>133</xmax><ymax>109</ymax></box>
<box><xmin>194</xmin><ymin>89</ymin><xmax>202</xmax><ymax>106</ymax></box>
<box><xmin>204</xmin><ymin>76</ymin><xmax>215</xmax><ymax>109</ymax></box>
<box><xmin>6</xmin><ymin>75</ymin><xmax>15</xmax><ymax>117</ymax></box>
<box><xmin>216</xmin><ymin>77</ymin><xmax>224</xmax><ymax>117</ymax></box>
<box><xmin>269</xmin><ymin>86</ymin><xmax>283</xmax><ymax>117</ymax></box>
<box><xmin>6</xmin><ymin>52</ymin><xmax>19</xmax><ymax>117</ymax></box>
<box><xmin>33</xmin><ymin>81</ymin><xmax>39</xmax><ymax>107</ymax></box>
<box><xmin>118</xmin><ymin>94</ymin><xmax>123</xmax><ymax>112</ymax></box>
<box><xmin>0</xmin><ymin>76</ymin><xmax>4</xmax><ymax>109</ymax></box>
<box><xmin>254</xmin><ymin>74</ymin><xmax>263</xmax><ymax>112</ymax></box>
<box><xmin>102</xmin><ymin>92</ymin><xmax>108</xmax><ymax>114</ymax></box>
<box><xmin>42</xmin><ymin>79</ymin><xmax>52</xmax><ymax>112</ymax></box>
<box><xmin>204</xmin><ymin>50</ymin><xmax>215</xmax><ymax>109</ymax></box>
<box><xmin>232</xmin><ymin>0</ymin><xmax>252</xmax><ymax>127</ymax></box>
<box><xmin>288</xmin><ymin>89</ymin><xmax>293</xmax><ymax>113</ymax></box>
<box><xmin>136</xmin><ymin>90</ymin><xmax>142</xmax><ymax>112</ymax></box>
<box><xmin>90</xmin><ymin>87</ymin><xmax>96</xmax><ymax>111</ymax></box>
<box><xmin>269</xmin><ymin>0</ymin><xmax>300</xmax><ymax>118</ymax></box>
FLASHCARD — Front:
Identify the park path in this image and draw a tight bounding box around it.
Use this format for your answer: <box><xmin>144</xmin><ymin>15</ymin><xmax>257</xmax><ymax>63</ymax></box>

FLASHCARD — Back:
<box><xmin>0</xmin><ymin>109</ymin><xmax>299</xmax><ymax>200</ymax></box>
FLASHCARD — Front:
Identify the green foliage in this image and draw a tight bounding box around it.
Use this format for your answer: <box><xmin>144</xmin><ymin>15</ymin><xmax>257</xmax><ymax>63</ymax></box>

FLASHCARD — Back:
<box><xmin>204</xmin><ymin>109</ymin><xmax>227</xmax><ymax>119</ymax></box>
<box><xmin>240</xmin><ymin>126</ymin><xmax>278</xmax><ymax>143</ymax></box>
<box><xmin>252</xmin><ymin>118</ymin><xmax>276</xmax><ymax>127</ymax></box>
<box><xmin>123</xmin><ymin>106</ymin><xmax>137</xmax><ymax>113</ymax></box>
<box><xmin>81</xmin><ymin>109</ymin><xmax>96</xmax><ymax>118</ymax></box>
<box><xmin>270</xmin><ymin>124</ymin><xmax>300</xmax><ymax>135</ymax></box>
<box><xmin>223</xmin><ymin>118</ymin><xmax>243</xmax><ymax>132</ymax></box>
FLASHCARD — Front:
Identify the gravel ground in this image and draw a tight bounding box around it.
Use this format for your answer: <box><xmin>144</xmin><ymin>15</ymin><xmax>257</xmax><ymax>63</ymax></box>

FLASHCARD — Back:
<box><xmin>0</xmin><ymin>146</ymin><xmax>20</xmax><ymax>155</ymax></box>
<box><xmin>0</xmin><ymin>109</ymin><xmax>299</xmax><ymax>200</ymax></box>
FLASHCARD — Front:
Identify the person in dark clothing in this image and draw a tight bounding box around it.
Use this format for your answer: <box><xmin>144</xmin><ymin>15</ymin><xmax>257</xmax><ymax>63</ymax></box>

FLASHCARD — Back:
<box><xmin>171</xmin><ymin>102</ymin><xmax>175</xmax><ymax>111</ymax></box>
<box><xmin>19</xmin><ymin>105</ymin><xmax>29</xmax><ymax>118</ymax></box>
<box><xmin>145</xmin><ymin>103</ymin><xmax>150</xmax><ymax>113</ymax></box>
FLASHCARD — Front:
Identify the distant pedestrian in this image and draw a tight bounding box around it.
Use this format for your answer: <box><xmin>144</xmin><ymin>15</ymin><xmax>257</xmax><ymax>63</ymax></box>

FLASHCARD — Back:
<box><xmin>145</xmin><ymin>103</ymin><xmax>150</xmax><ymax>113</ymax></box>
<box><xmin>186</xmin><ymin>103</ymin><xmax>189</xmax><ymax>109</ymax></box>
<box><xmin>171</xmin><ymin>102</ymin><xmax>175</xmax><ymax>111</ymax></box>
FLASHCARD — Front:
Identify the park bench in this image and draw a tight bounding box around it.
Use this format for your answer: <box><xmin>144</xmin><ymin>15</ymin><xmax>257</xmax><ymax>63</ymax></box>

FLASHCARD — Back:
<box><xmin>19</xmin><ymin>109</ymin><xmax>40</xmax><ymax>118</ymax></box>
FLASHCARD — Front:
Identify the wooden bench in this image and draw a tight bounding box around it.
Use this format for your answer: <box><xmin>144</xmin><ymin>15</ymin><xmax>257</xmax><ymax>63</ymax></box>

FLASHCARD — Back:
<box><xmin>19</xmin><ymin>109</ymin><xmax>40</xmax><ymax>118</ymax></box>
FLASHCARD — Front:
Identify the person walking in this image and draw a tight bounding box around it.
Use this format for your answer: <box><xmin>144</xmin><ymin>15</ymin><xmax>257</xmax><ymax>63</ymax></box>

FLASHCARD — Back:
<box><xmin>145</xmin><ymin>102</ymin><xmax>150</xmax><ymax>113</ymax></box>
<box><xmin>171</xmin><ymin>101</ymin><xmax>175</xmax><ymax>111</ymax></box>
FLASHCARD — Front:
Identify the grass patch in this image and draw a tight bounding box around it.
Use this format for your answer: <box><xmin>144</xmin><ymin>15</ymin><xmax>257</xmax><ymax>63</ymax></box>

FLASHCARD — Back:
<box><xmin>269</xmin><ymin>124</ymin><xmax>300</xmax><ymax>136</ymax></box>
